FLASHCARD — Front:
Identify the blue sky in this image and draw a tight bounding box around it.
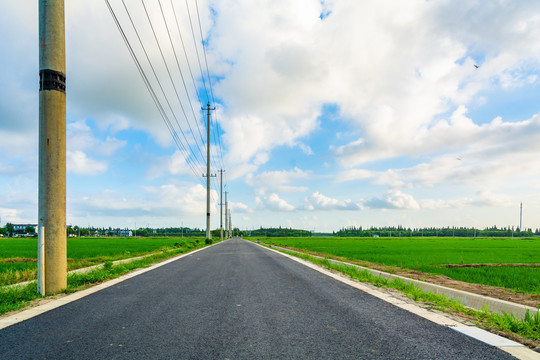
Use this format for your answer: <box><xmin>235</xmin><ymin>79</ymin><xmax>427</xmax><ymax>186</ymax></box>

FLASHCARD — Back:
<box><xmin>2</xmin><ymin>1</ymin><xmax>540</xmax><ymax>232</ymax></box>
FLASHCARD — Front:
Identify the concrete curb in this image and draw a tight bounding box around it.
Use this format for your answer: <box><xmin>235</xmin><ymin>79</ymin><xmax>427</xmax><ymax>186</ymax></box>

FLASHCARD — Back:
<box><xmin>268</xmin><ymin>244</ymin><xmax>539</xmax><ymax>319</ymax></box>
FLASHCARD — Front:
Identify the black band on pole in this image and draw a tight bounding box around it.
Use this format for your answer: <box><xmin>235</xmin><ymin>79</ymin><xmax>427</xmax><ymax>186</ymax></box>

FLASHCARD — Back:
<box><xmin>39</xmin><ymin>69</ymin><xmax>66</xmax><ymax>93</ymax></box>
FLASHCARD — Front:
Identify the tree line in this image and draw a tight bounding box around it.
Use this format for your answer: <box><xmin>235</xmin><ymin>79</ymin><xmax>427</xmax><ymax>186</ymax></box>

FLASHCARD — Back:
<box><xmin>334</xmin><ymin>225</ymin><xmax>537</xmax><ymax>238</ymax></box>
<box><xmin>2</xmin><ymin>223</ymin><xmax>538</xmax><ymax>239</ymax></box>
<box><xmin>246</xmin><ymin>227</ymin><xmax>312</xmax><ymax>238</ymax></box>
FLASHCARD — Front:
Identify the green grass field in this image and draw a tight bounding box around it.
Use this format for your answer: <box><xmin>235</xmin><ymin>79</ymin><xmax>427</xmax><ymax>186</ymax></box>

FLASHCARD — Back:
<box><xmin>259</xmin><ymin>237</ymin><xmax>540</xmax><ymax>294</ymax></box>
<box><xmin>0</xmin><ymin>236</ymin><xmax>204</xmax><ymax>286</ymax></box>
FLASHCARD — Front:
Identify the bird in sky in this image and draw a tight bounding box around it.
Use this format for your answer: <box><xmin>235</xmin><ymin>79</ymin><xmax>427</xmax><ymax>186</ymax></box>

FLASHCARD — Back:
<box><xmin>474</xmin><ymin>64</ymin><xmax>479</xmax><ymax>69</ymax></box>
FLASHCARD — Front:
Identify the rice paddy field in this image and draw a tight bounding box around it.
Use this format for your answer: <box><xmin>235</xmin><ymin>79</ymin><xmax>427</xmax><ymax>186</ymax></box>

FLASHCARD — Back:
<box><xmin>259</xmin><ymin>237</ymin><xmax>540</xmax><ymax>294</ymax></box>
<box><xmin>0</xmin><ymin>236</ymin><xmax>204</xmax><ymax>286</ymax></box>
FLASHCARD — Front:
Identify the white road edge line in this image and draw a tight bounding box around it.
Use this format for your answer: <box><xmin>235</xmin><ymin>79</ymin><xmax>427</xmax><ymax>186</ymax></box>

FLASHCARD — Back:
<box><xmin>251</xmin><ymin>241</ymin><xmax>540</xmax><ymax>360</ymax></box>
<box><xmin>0</xmin><ymin>241</ymin><xmax>224</xmax><ymax>331</ymax></box>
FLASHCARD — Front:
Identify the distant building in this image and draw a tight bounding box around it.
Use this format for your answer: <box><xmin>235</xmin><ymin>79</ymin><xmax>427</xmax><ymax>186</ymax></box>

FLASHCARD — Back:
<box><xmin>119</xmin><ymin>230</ymin><xmax>133</xmax><ymax>237</ymax></box>
<box><xmin>13</xmin><ymin>224</ymin><xmax>37</xmax><ymax>237</ymax></box>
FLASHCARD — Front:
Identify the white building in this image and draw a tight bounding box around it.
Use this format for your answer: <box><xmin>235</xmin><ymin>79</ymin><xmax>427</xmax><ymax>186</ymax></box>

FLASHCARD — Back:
<box><xmin>119</xmin><ymin>230</ymin><xmax>133</xmax><ymax>237</ymax></box>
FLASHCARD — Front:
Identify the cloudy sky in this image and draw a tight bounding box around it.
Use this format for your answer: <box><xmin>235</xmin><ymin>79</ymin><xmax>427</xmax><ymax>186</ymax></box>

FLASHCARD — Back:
<box><xmin>2</xmin><ymin>1</ymin><xmax>540</xmax><ymax>232</ymax></box>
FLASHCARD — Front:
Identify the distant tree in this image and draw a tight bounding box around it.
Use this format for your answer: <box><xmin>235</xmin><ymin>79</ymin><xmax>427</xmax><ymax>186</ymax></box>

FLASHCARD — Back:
<box><xmin>6</xmin><ymin>223</ymin><xmax>14</xmax><ymax>237</ymax></box>
<box><xmin>0</xmin><ymin>227</ymin><xmax>6</xmax><ymax>236</ymax></box>
<box><xmin>66</xmin><ymin>226</ymin><xmax>76</xmax><ymax>236</ymax></box>
<box><xmin>79</xmin><ymin>228</ymin><xmax>90</xmax><ymax>236</ymax></box>
<box><xmin>137</xmin><ymin>228</ymin><xmax>149</xmax><ymax>237</ymax></box>
<box><xmin>25</xmin><ymin>226</ymin><xmax>35</xmax><ymax>234</ymax></box>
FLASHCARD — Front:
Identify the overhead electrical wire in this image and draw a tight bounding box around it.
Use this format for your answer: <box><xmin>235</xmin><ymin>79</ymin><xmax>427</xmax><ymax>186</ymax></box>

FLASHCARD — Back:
<box><xmin>140</xmin><ymin>0</ymin><xmax>207</xmax><ymax>166</ymax></box>
<box><xmin>105</xmin><ymin>0</ymin><xmax>204</xmax><ymax>183</ymax></box>
<box><xmin>175</xmin><ymin>0</ymin><xmax>224</xmax><ymax>177</ymax></box>
<box><xmin>185</xmin><ymin>0</ymin><xmax>210</xmax><ymax>104</ymax></box>
<box><xmin>195</xmin><ymin>0</ymin><xmax>215</xmax><ymax>105</ymax></box>
<box><xmin>157</xmin><ymin>0</ymin><xmax>206</xmax><ymax>147</ymax></box>
<box><xmin>120</xmin><ymin>0</ymin><xmax>206</xmax><ymax>176</ymax></box>
<box><xmin>184</xmin><ymin>0</ymin><xmax>221</xmax><ymax>177</ymax></box>
<box><xmin>194</xmin><ymin>0</ymin><xmax>225</xmax><ymax>171</ymax></box>
<box><xmin>107</xmin><ymin>0</ymin><xmax>227</xmax><ymax>199</ymax></box>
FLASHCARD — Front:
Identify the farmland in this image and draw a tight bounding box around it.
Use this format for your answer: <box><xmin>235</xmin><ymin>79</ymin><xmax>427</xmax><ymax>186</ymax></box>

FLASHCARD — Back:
<box><xmin>0</xmin><ymin>236</ymin><xmax>205</xmax><ymax>286</ymax></box>
<box><xmin>258</xmin><ymin>236</ymin><xmax>540</xmax><ymax>294</ymax></box>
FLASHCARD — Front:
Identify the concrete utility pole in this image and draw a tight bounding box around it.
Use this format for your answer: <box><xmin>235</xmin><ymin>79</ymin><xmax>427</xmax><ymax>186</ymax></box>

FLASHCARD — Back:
<box><xmin>38</xmin><ymin>0</ymin><xmax>67</xmax><ymax>295</ymax></box>
<box><xmin>219</xmin><ymin>169</ymin><xmax>225</xmax><ymax>241</ymax></box>
<box><xmin>224</xmin><ymin>191</ymin><xmax>228</xmax><ymax>239</ymax></box>
<box><xmin>520</xmin><ymin>202</ymin><xmax>523</xmax><ymax>231</ymax></box>
<box><xmin>228</xmin><ymin>210</ymin><xmax>232</xmax><ymax>238</ymax></box>
<box><xmin>202</xmin><ymin>103</ymin><xmax>215</xmax><ymax>239</ymax></box>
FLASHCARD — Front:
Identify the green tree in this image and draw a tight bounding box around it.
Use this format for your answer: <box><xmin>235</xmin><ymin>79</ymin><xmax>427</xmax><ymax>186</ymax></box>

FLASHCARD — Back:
<box><xmin>25</xmin><ymin>226</ymin><xmax>35</xmax><ymax>235</ymax></box>
<box><xmin>0</xmin><ymin>227</ymin><xmax>6</xmax><ymax>236</ymax></box>
<box><xmin>6</xmin><ymin>223</ymin><xmax>14</xmax><ymax>237</ymax></box>
<box><xmin>67</xmin><ymin>226</ymin><xmax>76</xmax><ymax>236</ymax></box>
<box><xmin>137</xmin><ymin>228</ymin><xmax>149</xmax><ymax>237</ymax></box>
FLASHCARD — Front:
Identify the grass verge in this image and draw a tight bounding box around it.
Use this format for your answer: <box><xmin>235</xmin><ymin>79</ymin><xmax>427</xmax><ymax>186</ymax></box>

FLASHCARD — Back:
<box><xmin>0</xmin><ymin>237</ymin><xmax>206</xmax><ymax>286</ymax></box>
<box><xmin>0</xmin><ymin>244</ymin><xmax>205</xmax><ymax>317</ymax></box>
<box><xmin>259</xmin><ymin>236</ymin><xmax>540</xmax><ymax>293</ymax></box>
<box><xmin>280</xmin><ymin>249</ymin><xmax>540</xmax><ymax>342</ymax></box>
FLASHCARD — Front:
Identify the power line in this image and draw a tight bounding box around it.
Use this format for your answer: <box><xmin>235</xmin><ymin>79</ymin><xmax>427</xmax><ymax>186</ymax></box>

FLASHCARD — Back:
<box><xmin>185</xmin><ymin>0</ymin><xmax>224</xmax><ymax>178</ymax></box>
<box><xmin>171</xmin><ymin>0</ymin><xmax>204</xmax><ymax>110</ymax></box>
<box><xmin>195</xmin><ymin>0</ymin><xmax>215</xmax><ymax>105</ymax></box>
<box><xmin>140</xmin><ymin>0</ymin><xmax>207</xmax><ymax>166</ymax></box>
<box><xmin>107</xmin><ymin>0</ymin><xmax>205</xmax><ymax>181</ymax></box>
<box><xmin>158</xmin><ymin>0</ymin><xmax>206</xmax><ymax>147</ymax></box>
<box><xmin>185</xmin><ymin>0</ymin><xmax>210</xmax><ymax>103</ymax></box>
<box><xmin>194</xmin><ymin>1</ymin><xmax>225</xmax><ymax>170</ymax></box>
<box><xmin>107</xmin><ymin>0</ymin><xmax>226</xmax><ymax>192</ymax></box>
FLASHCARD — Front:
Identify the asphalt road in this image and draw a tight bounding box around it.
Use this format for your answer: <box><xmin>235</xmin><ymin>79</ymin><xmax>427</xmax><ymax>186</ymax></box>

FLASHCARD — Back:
<box><xmin>0</xmin><ymin>239</ymin><xmax>517</xmax><ymax>359</ymax></box>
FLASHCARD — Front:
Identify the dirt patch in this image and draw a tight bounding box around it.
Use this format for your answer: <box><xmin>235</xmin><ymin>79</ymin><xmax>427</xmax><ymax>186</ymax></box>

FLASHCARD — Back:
<box><xmin>277</xmin><ymin>246</ymin><xmax>540</xmax><ymax>309</ymax></box>
<box><xmin>0</xmin><ymin>258</ymin><xmax>36</xmax><ymax>263</ymax></box>
<box><xmin>444</xmin><ymin>263</ymin><xmax>540</xmax><ymax>268</ymax></box>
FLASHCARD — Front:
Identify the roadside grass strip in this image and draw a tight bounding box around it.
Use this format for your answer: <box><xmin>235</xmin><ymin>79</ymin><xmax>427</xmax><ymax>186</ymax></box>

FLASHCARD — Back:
<box><xmin>0</xmin><ymin>243</ymin><xmax>209</xmax><ymax>317</ymax></box>
<box><xmin>0</xmin><ymin>237</ymin><xmax>205</xmax><ymax>286</ymax></box>
<box><xmin>280</xmin><ymin>249</ymin><xmax>540</xmax><ymax>342</ymax></box>
<box><xmin>259</xmin><ymin>236</ymin><xmax>540</xmax><ymax>294</ymax></box>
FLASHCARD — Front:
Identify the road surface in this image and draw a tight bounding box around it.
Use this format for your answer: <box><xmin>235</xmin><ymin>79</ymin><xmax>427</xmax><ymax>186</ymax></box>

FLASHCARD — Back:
<box><xmin>0</xmin><ymin>239</ymin><xmax>517</xmax><ymax>359</ymax></box>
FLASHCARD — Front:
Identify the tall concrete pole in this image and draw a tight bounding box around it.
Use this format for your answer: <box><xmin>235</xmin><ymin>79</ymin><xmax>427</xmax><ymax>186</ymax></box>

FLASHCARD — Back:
<box><xmin>219</xmin><ymin>169</ymin><xmax>225</xmax><ymax>241</ymax></box>
<box><xmin>224</xmin><ymin>191</ymin><xmax>228</xmax><ymax>239</ymax></box>
<box><xmin>39</xmin><ymin>0</ymin><xmax>67</xmax><ymax>295</ymax></box>
<box><xmin>203</xmin><ymin>103</ymin><xmax>215</xmax><ymax>239</ymax></box>
<box><xmin>520</xmin><ymin>202</ymin><xmax>523</xmax><ymax>231</ymax></box>
<box><xmin>229</xmin><ymin>210</ymin><xmax>232</xmax><ymax>238</ymax></box>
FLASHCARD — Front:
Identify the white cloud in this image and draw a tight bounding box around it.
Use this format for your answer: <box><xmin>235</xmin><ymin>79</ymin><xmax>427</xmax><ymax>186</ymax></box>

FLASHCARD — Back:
<box><xmin>246</xmin><ymin>167</ymin><xmax>309</xmax><ymax>194</ymax></box>
<box><xmin>205</xmin><ymin>0</ymin><xmax>540</xmax><ymax>174</ymax></box>
<box><xmin>420</xmin><ymin>191</ymin><xmax>513</xmax><ymax>210</ymax></box>
<box><xmin>67</xmin><ymin>151</ymin><xmax>107</xmax><ymax>175</ymax></box>
<box><xmin>0</xmin><ymin>208</ymin><xmax>20</xmax><ymax>223</ymax></box>
<box><xmin>364</xmin><ymin>191</ymin><xmax>420</xmax><ymax>210</ymax></box>
<box><xmin>67</xmin><ymin>120</ymin><xmax>127</xmax><ymax>156</ymax></box>
<box><xmin>256</xmin><ymin>193</ymin><xmax>295</xmax><ymax>212</ymax></box>
<box><xmin>298</xmin><ymin>143</ymin><xmax>314</xmax><ymax>155</ymax></box>
<box><xmin>305</xmin><ymin>192</ymin><xmax>361</xmax><ymax>211</ymax></box>
<box><xmin>229</xmin><ymin>201</ymin><xmax>251</xmax><ymax>213</ymax></box>
<box><xmin>337</xmin><ymin>112</ymin><xmax>540</xmax><ymax>193</ymax></box>
<box><xmin>72</xmin><ymin>183</ymin><xmax>217</xmax><ymax>219</ymax></box>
